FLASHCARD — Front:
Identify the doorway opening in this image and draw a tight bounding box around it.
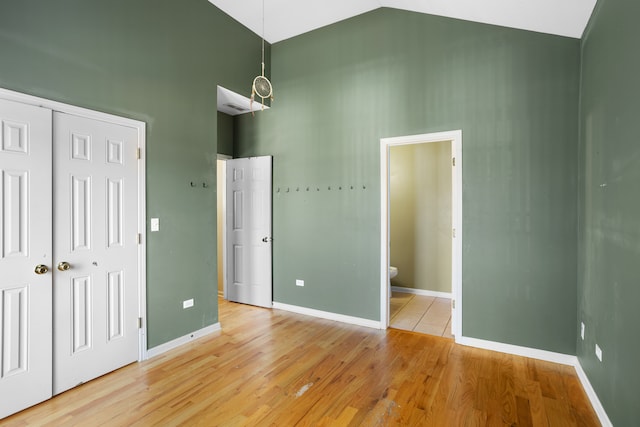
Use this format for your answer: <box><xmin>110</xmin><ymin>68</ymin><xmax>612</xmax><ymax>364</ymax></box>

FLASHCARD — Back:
<box><xmin>388</xmin><ymin>141</ymin><xmax>453</xmax><ymax>337</ymax></box>
<box><xmin>214</xmin><ymin>88</ymin><xmax>273</xmax><ymax>335</ymax></box>
<box><xmin>380</xmin><ymin>130</ymin><xmax>462</xmax><ymax>340</ymax></box>
<box><xmin>216</xmin><ymin>154</ymin><xmax>232</xmax><ymax>299</ymax></box>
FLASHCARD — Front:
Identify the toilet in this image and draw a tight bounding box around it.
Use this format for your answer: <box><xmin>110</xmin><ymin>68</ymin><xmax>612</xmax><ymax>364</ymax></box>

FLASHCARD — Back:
<box><xmin>389</xmin><ymin>266</ymin><xmax>398</xmax><ymax>279</ymax></box>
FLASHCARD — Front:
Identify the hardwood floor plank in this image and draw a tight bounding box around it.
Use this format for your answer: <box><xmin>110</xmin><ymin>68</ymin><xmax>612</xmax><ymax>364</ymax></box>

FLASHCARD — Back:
<box><xmin>3</xmin><ymin>299</ymin><xmax>600</xmax><ymax>426</ymax></box>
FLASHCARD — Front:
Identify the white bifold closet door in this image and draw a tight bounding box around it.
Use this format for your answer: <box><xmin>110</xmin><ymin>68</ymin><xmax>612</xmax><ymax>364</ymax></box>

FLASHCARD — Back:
<box><xmin>0</xmin><ymin>99</ymin><xmax>53</xmax><ymax>418</ymax></box>
<box><xmin>52</xmin><ymin>112</ymin><xmax>139</xmax><ymax>395</ymax></box>
<box><xmin>0</xmin><ymin>99</ymin><xmax>140</xmax><ymax>418</ymax></box>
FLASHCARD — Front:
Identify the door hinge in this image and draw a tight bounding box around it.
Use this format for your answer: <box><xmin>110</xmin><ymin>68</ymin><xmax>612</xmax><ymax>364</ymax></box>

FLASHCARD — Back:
<box><xmin>137</xmin><ymin>233</ymin><xmax>142</xmax><ymax>244</ymax></box>
<box><xmin>138</xmin><ymin>317</ymin><xmax>143</xmax><ymax>329</ymax></box>
<box><xmin>136</xmin><ymin>147</ymin><xmax>141</xmax><ymax>159</ymax></box>
<box><xmin>452</xmin><ymin>157</ymin><xmax>456</xmax><ymax>166</ymax></box>
<box><xmin>452</xmin><ymin>228</ymin><xmax>456</xmax><ymax>238</ymax></box>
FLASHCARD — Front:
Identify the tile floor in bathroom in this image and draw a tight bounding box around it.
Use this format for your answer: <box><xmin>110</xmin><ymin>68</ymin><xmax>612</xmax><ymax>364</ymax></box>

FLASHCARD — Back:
<box><xmin>389</xmin><ymin>291</ymin><xmax>453</xmax><ymax>338</ymax></box>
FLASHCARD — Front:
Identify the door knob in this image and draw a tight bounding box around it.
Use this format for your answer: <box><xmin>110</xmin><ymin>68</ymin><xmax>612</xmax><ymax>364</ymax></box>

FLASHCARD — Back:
<box><xmin>57</xmin><ymin>261</ymin><xmax>71</xmax><ymax>271</ymax></box>
<box><xmin>34</xmin><ymin>264</ymin><xmax>49</xmax><ymax>275</ymax></box>
<box><xmin>262</xmin><ymin>237</ymin><xmax>273</xmax><ymax>243</ymax></box>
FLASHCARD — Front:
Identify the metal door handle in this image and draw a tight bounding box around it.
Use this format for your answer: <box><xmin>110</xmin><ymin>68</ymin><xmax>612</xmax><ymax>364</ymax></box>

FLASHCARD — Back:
<box><xmin>34</xmin><ymin>264</ymin><xmax>49</xmax><ymax>275</ymax></box>
<box><xmin>57</xmin><ymin>261</ymin><xmax>71</xmax><ymax>271</ymax></box>
<box><xmin>262</xmin><ymin>237</ymin><xmax>273</xmax><ymax>243</ymax></box>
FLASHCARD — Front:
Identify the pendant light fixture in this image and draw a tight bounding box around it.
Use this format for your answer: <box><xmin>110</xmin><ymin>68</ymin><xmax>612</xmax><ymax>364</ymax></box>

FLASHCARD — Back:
<box><xmin>250</xmin><ymin>0</ymin><xmax>273</xmax><ymax>115</ymax></box>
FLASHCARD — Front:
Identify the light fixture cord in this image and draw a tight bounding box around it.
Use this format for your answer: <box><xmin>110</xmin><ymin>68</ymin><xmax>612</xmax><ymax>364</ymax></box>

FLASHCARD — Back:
<box><xmin>261</xmin><ymin>0</ymin><xmax>265</xmax><ymax>76</ymax></box>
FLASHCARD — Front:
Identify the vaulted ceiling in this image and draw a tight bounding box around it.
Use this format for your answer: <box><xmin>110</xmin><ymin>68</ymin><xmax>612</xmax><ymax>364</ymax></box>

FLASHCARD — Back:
<box><xmin>208</xmin><ymin>0</ymin><xmax>598</xmax><ymax>43</ymax></box>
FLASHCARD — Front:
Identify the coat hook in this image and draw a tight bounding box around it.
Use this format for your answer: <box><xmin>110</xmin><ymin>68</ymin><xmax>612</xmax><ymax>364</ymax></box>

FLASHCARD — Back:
<box><xmin>286</xmin><ymin>187</ymin><xmax>290</xmax><ymax>193</ymax></box>
<box><xmin>306</xmin><ymin>187</ymin><xmax>309</xmax><ymax>191</ymax></box>
<box><xmin>296</xmin><ymin>187</ymin><xmax>299</xmax><ymax>192</ymax></box>
<box><xmin>363</xmin><ymin>185</ymin><xmax>366</xmax><ymax>190</ymax></box>
<box><xmin>190</xmin><ymin>182</ymin><xmax>196</xmax><ymax>187</ymax></box>
<box><xmin>350</xmin><ymin>186</ymin><xmax>354</xmax><ymax>190</ymax></box>
<box><xmin>317</xmin><ymin>187</ymin><xmax>320</xmax><ymax>191</ymax></box>
<box><xmin>339</xmin><ymin>186</ymin><xmax>342</xmax><ymax>190</ymax></box>
<box><xmin>202</xmin><ymin>182</ymin><xmax>208</xmax><ymax>188</ymax></box>
<box><xmin>328</xmin><ymin>186</ymin><xmax>331</xmax><ymax>191</ymax></box>
<box><xmin>277</xmin><ymin>187</ymin><xmax>280</xmax><ymax>193</ymax></box>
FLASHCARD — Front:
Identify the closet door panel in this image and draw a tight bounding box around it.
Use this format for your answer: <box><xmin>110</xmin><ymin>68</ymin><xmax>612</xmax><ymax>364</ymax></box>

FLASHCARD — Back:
<box><xmin>0</xmin><ymin>99</ymin><xmax>53</xmax><ymax>419</ymax></box>
<box><xmin>53</xmin><ymin>112</ymin><xmax>139</xmax><ymax>395</ymax></box>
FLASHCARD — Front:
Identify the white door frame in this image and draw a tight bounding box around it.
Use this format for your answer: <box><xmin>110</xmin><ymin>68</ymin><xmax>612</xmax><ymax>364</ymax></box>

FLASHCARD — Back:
<box><xmin>0</xmin><ymin>87</ymin><xmax>148</xmax><ymax>360</ymax></box>
<box><xmin>216</xmin><ymin>154</ymin><xmax>232</xmax><ymax>299</ymax></box>
<box><xmin>380</xmin><ymin>130</ymin><xmax>462</xmax><ymax>339</ymax></box>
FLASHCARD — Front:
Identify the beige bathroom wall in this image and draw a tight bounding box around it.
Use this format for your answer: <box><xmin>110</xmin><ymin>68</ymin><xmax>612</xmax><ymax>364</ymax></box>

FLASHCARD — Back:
<box><xmin>390</xmin><ymin>146</ymin><xmax>417</xmax><ymax>289</ymax></box>
<box><xmin>390</xmin><ymin>142</ymin><xmax>452</xmax><ymax>293</ymax></box>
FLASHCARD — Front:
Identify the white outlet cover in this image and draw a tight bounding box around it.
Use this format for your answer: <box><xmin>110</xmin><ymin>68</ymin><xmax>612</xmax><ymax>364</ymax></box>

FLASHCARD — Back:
<box><xmin>595</xmin><ymin>344</ymin><xmax>603</xmax><ymax>362</ymax></box>
<box><xmin>183</xmin><ymin>298</ymin><xmax>194</xmax><ymax>309</ymax></box>
<box><xmin>580</xmin><ymin>322</ymin><xmax>585</xmax><ymax>340</ymax></box>
<box><xmin>151</xmin><ymin>218</ymin><xmax>160</xmax><ymax>232</ymax></box>
<box><xmin>296</xmin><ymin>279</ymin><xmax>304</xmax><ymax>287</ymax></box>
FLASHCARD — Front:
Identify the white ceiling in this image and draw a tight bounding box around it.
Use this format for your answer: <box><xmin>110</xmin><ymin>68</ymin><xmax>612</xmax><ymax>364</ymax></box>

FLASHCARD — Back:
<box><xmin>208</xmin><ymin>0</ymin><xmax>597</xmax><ymax>43</ymax></box>
<box><xmin>217</xmin><ymin>85</ymin><xmax>269</xmax><ymax>115</ymax></box>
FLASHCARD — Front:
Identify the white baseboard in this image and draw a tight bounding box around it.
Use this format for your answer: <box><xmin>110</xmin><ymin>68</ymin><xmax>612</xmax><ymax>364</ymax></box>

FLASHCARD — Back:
<box><xmin>272</xmin><ymin>302</ymin><xmax>382</xmax><ymax>329</ymax></box>
<box><xmin>574</xmin><ymin>361</ymin><xmax>613</xmax><ymax>427</ymax></box>
<box><xmin>391</xmin><ymin>286</ymin><xmax>452</xmax><ymax>299</ymax></box>
<box><xmin>456</xmin><ymin>336</ymin><xmax>578</xmax><ymax>365</ymax></box>
<box><xmin>145</xmin><ymin>323</ymin><xmax>221</xmax><ymax>359</ymax></box>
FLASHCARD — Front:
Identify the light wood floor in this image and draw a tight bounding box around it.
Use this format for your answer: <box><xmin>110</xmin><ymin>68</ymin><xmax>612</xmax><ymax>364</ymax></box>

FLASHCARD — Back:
<box><xmin>4</xmin><ymin>298</ymin><xmax>600</xmax><ymax>426</ymax></box>
<box><xmin>390</xmin><ymin>291</ymin><xmax>453</xmax><ymax>338</ymax></box>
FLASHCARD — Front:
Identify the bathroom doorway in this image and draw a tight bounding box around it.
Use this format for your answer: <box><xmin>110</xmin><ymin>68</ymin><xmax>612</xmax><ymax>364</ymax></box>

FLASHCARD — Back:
<box><xmin>216</xmin><ymin>154</ymin><xmax>232</xmax><ymax>298</ymax></box>
<box><xmin>380</xmin><ymin>130</ymin><xmax>462</xmax><ymax>339</ymax></box>
<box><xmin>389</xmin><ymin>141</ymin><xmax>453</xmax><ymax>337</ymax></box>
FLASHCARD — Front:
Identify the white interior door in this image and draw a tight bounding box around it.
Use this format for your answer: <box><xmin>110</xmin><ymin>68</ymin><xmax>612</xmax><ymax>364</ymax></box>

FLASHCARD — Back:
<box><xmin>0</xmin><ymin>99</ymin><xmax>53</xmax><ymax>418</ymax></box>
<box><xmin>226</xmin><ymin>156</ymin><xmax>272</xmax><ymax>308</ymax></box>
<box><xmin>53</xmin><ymin>112</ymin><xmax>139</xmax><ymax>394</ymax></box>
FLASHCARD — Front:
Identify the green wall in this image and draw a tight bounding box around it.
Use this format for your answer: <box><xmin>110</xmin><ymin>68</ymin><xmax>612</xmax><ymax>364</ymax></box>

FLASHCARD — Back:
<box><xmin>236</xmin><ymin>8</ymin><xmax>580</xmax><ymax>354</ymax></box>
<box><xmin>0</xmin><ymin>0</ymin><xmax>263</xmax><ymax>348</ymax></box>
<box><xmin>578</xmin><ymin>0</ymin><xmax>640</xmax><ymax>424</ymax></box>
<box><xmin>217</xmin><ymin>112</ymin><xmax>234</xmax><ymax>156</ymax></box>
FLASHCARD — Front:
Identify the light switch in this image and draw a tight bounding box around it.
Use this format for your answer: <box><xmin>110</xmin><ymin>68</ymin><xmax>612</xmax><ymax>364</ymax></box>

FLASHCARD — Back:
<box><xmin>151</xmin><ymin>218</ymin><xmax>160</xmax><ymax>232</ymax></box>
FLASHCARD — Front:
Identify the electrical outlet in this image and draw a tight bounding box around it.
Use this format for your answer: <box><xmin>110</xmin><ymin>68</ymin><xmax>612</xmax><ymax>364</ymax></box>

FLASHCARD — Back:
<box><xmin>580</xmin><ymin>322</ymin><xmax>585</xmax><ymax>340</ymax></box>
<box><xmin>296</xmin><ymin>279</ymin><xmax>304</xmax><ymax>287</ymax></box>
<box><xmin>183</xmin><ymin>298</ymin><xmax>194</xmax><ymax>309</ymax></box>
<box><xmin>595</xmin><ymin>344</ymin><xmax>603</xmax><ymax>362</ymax></box>
<box><xmin>151</xmin><ymin>217</ymin><xmax>160</xmax><ymax>232</ymax></box>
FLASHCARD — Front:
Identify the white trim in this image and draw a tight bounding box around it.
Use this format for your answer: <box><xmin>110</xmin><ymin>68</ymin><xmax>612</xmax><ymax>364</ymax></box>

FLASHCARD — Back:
<box><xmin>137</xmin><ymin>115</ymin><xmax>147</xmax><ymax>362</ymax></box>
<box><xmin>391</xmin><ymin>286</ymin><xmax>452</xmax><ymax>299</ymax></box>
<box><xmin>574</xmin><ymin>362</ymin><xmax>613</xmax><ymax>427</ymax></box>
<box><xmin>380</xmin><ymin>130</ymin><xmax>462</xmax><ymax>337</ymax></box>
<box><xmin>0</xmin><ymin>87</ymin><xmax>144</xmax><ymax>129</ymax></box>
<box><xmin>458</xmin><ymin>336</ymin><xmax>578</xmax><ymax>366</ymax></box>
<box><xmin>273</xmin><ymin>302</ymin><xmax>383</xmax><ymax>329</ymax></box>
<box><xmin>146</xmin><ymin>323</ymin><xmax>221</xmax><ymax>359</ymax></box>
<box><xmin>380</xmin><ymin>140</ymin><xmax>391</xmax><ymax>329</ymax></box>
<box><xmin>0</xmin><ymin>87</ymin><xmax>148</xmax><ymax>362</ymax></box>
